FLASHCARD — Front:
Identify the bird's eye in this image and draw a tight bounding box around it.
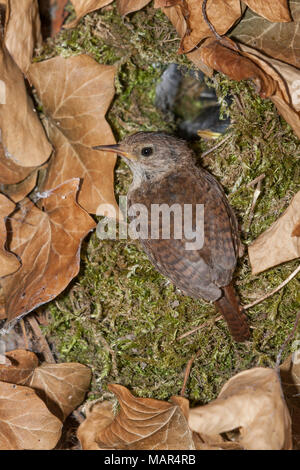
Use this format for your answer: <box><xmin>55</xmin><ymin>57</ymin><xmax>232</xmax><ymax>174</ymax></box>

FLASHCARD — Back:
<box><xmin>141</xmin><ymin>147</ymin><xmax>153</xmax><ymax>157</ymax></box>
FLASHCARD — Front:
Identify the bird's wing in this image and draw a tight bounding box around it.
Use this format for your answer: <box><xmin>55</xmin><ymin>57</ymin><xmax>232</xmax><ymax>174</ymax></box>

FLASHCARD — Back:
<box><xmin>128</xmin><ymin>168</ymin><xmax>239</xmax><ymax>301</ymax></box>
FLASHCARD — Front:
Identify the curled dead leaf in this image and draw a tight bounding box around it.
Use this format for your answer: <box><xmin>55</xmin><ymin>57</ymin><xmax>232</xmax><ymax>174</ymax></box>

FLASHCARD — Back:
<box><xmin>117</xmin><ymin>0</ymin><xmax>151</xmax><ymax>16</ymax></box>
<box><xmin>248</xmin><ymin>191</ymin><xmax>300</xmax><ymax>274</ymax></box>
<box><xmin>189</xmin><ymin>368</ymin><xmax>292</xmax><ymax>450</ymax></box>
<box><xmin>1</xmin><ymin>179</ymin><xmax>96</xmax><ymax>322</ymax></box>
<box><xmin>27</xmin><ymin>362</ymin><xmax>92</xmax><ymax>422</ymax></box>
<box><xmin>242</xmin><ymin>0</ymin><xmax>291</xmax><ymax>23</ymax></box>
<box><xmin>199</xmin><ymin>38</ymin><xmax>276</xmax><ymax>98</ymax></box>
<box><xmin>1</xmin><ymin>0</ymin><xmax>42</xmax><ymax>73</ymax></box>
<box><xmin>0</xmin><ymin>194</ymin><xmax>19</xmax><ymax>278</ymax></box>
<box><xmin>65</xmin><ymin>0</ymin><xmax>113</xmax><ymax>28</ymax></box>
<box><xmin>280</xmin><ymin>350</ymin><xmax>300</xmax><ymax>450</ymax></box>
<box><xmin>0</xmin><ymin>170</ymin><xmax>38</xmax><ymax>203</ymax></box>
<box><xmin>156</xmin><ymin>0</ymin><xmax>242</xmax><ymax>54</ymax></box>
<box><xmin>0</xmin><ymin>143</ymin><xmax>35</xmax><ymax>185</ymax></box>
<box><xmin>0</xmin><ymin>349</ymin><xmax>38</xmax><ymax>385</ymax></box>
<box><xmin>28</xmin><ymin>55</ymin><xmax>118</xmax><ymax>216</ymax></box>
<box><xmin>0</xmin><ymin>381</ymin><xmax>62</xmax><ymax>450</ymax></box>
<box><xmin>0</xmin><ymin>37</ymin><xmax>52</xmax><ymax>168</ymax></box>
<box><xmin>231</xmin><ymin>1</ymin><xmax>300</xmax><ymax>68</ymax></box>
<box><xmin>78</xmin><ymin>384</ymin><xmax>195</xmax><ymax>450</ymax></box>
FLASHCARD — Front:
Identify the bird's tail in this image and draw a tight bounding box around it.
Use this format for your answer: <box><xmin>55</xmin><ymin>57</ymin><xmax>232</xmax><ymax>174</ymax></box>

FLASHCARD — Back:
<box><xmin>214</xmin><ymin>284</ymin><xmax>250</xmax><ymax>342</ymax></box>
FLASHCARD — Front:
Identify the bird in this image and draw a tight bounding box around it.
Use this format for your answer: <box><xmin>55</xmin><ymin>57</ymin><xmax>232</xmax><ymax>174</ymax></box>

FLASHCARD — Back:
<box><xmin>93</xmin><ymin>132</ymin><xmax>250</xmax><ymax>342</ymax></box>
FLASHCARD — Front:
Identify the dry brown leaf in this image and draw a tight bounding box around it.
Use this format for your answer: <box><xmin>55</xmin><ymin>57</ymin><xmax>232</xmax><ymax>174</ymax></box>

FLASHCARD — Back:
<box><xmin>242</xmin><ymin>0</ymin><xmax>291</xmax><ymax>23</ymax></box>
<box><xmin>0</xmin><ymin>381</ymin><xmax>62</xmax><ymax>449</ymax></box>
<box><xmin>66</xmin><ymin>0</ymin><xmax>113</xmax><ymax>28</ymax></box>
<box><xmin>292</xmin><ymin>220</ymin><xmax>300</xmax><ymax>237</ymax></box>
<box><xmin>1</xmin><ymin>0</ymin><xmax>42</xmax><ymax>73</ymax></box>
<box><xmin>158</xmin><ymin>3</ymin><xmax>213</xmax><ymax>75</ymax></box>
<box><xmin>189</xmin><ymin>367</ymin><xmax>292</xmax><ymax>450</ymax></box>
<box><xmin>0</xmin><ymin>194</ymin><xmax>19</xmax><ymax>278</ymax></box>
<box><xmin>28</xmin><ymin>55</ymin><xmax>118</xmax><ymax>216</ymax></box>
<box><xmin>77</xmin><ymin>401</ymin><xmax>115</xmax><ymax>450</ymax></box>
<box><xmin>0</xmin><ymin>143</ymin><xmax>35</xmax><ymax>185</ymax></box>
<box><xmin>231</xmin><ymin>1</ymin><xmax>300</xmax><ymax>68</ymax></box>
<box><xmin>248</xmin><ymin>191</ymin><xmax>300</xmax><ymax>274</ymax></box>
<box><xmin>117</xmin><ymin>0</ymin><xmax>151</xmax><ymax>16</ymax></box>
<box><xmin>156</xmin><ymin>0</ymin><xmax>242</xmax><ymax>54</ymax></box>
<box><xmin>0</xmin><ymin>349</ymin><xmax>38</xmax><ymax>385</ymax></box>
<box><xmin>280</xmin><ymin>350</ymin><xmax>300</xmax><ymax>450</ymax></box>
<box><xmin>199</xmin><ymin>38</ymin><xmax>276</xmax><ymax>98</ymax></box>
<box><xmin>1</xmin><ymin>179</ymin><xmax>96</xmax><ymax>322</ymax></box>
<box><xmin>27</xmin><ymin>362</ymin><xmax>92</xmax><ymax>422</ymax></box>
<box><xmin>0</xmin><ymin>170</ymin><xmax>38</xmax><ymax>203</ymax></box>
<box><xmin>78</xmin><ymin>384</ymin><xmax>195</xmax><ymax>450</ymax></box>
<box><xmin>0</xmin><ymin>36</ymin><xmax>52</xmax><ymax>168</ymax></box>
<box><xmin>238</xmin><ymin>43</ymin><xmax>300</xmax><ymax>139</ymax></box>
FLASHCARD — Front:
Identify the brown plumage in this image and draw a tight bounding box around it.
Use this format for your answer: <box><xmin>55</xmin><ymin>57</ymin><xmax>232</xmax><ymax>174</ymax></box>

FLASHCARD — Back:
<box><xmin>94</xmin><ymin>132</ymin><xmax>250</xmax><ymax>342</ymax></box>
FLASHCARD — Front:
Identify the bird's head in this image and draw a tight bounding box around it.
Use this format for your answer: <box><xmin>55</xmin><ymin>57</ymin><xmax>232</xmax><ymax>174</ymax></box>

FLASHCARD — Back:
<box><xmin>93</xmin><ymin>132</ymin><xmax>193</xmax><ymax>183</ymax></box>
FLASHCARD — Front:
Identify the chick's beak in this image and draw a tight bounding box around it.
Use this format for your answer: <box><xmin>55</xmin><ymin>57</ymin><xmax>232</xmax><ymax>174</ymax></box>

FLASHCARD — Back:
<box><xmin>92</xmin><ymin>144</ymin><xmax>137</xmax><ymax>161</ymax></box>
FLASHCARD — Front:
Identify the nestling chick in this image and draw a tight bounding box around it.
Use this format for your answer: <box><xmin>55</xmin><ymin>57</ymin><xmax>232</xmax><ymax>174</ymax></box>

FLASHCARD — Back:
<box><xmin>94</xmin><ymin>132</ymin><xmax>250</xmax><ymax>342</ymax></box>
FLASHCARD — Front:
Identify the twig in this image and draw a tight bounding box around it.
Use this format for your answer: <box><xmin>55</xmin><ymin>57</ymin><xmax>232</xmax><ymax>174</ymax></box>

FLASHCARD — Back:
<box><xmin>20</xmin><ymin>319</ymin><xmax>29</xmax><ymax>350</ymax></box>
<box><xmin>243</xmin><ymin>264</ymin><xmax>300</xmax><ymax>310</ymax></box>
<box><xmin>202</xmin><ymin>0</ymin><xmax>222</xmax><ymax>41</ymax></box>
<box><xmin>177</xmin><ymin>315</ymin><xmax>223</xmax><ymax>340</ymax></box>
<box><xmin>27</xmin><ymin>314</ymin><xmax>56</xmax><ymax>363</ymax></box>
<box><xmin>244</xmin><ymin>174</ymin><xmax>265</xmax><ymax>233</ymax></box>
<box><xmin>247</xmin><ymin>173</ymin><xmax>266</xmax><ymax>188</ymax></box>
<box><xmin>275</xmin><ymin>310</ymin><xmax>300</xmax><ymax>370</ymax></box>
<box><xmin>181</xmin><ymin>355</ymin><xmax>195</xmax><ymax>396</ymax></box>
<box><xmin>200</xmin><ymin>133</ymin><xmax>232</xmax><ymax>158</ymax></box>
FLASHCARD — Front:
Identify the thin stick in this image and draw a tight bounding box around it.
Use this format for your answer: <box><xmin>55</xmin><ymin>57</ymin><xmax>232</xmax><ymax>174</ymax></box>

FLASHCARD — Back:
<box><xmin>275</xmin><ymin>310</ymin><xmax>300</xmax><ymax>369</ymax></box>
<box><xmin>177</xmin><ymin>315</ymin><xmax>223</xmax><ymax>341</ymax></box>
<box><xmin>200</xmin><ymin>133</ymin><xmax>232</xmax><ymax>158</ymax></box>
<box><xmin>202</xmin><ymin>0</ymin><xmax>222</xmax><ymax>41</ymax></box>
<box><xmin>27</xmin><ymin>314</ymin><xmax>56</xmax><ymax>363</ymax></box>
<box><xmin>181</xmin><ymin>355</ymin><xmax>196</xmax><ymax>396</ymax></box>
<box><xmin>243</xmin><ymin>264</ymin><xmax>300</xmax><ymax>310</ymax></box>
<box><xmin>247</xmin><ymin>173</ymin><xmax>266</xmax><ymax>188</ymax></box>
<box><xmin>244</xmin><ymin>174</ymin><xmax>265</xmax><ymax>233</ymax></box>
<box><xmin>20</xmin><ymin>319</ymin><xmax>29</xmax><ymax>350</ymax></box>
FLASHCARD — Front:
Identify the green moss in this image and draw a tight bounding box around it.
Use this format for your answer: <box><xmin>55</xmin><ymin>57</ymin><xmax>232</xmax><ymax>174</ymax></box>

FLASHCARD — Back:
<box><xmin>39</xmin><ymin>5</ymin><xmax>300</xmax><ymax>404</ymax></box>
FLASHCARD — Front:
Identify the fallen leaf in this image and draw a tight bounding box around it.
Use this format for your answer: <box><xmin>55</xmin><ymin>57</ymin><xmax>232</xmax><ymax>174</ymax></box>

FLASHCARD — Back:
<box><xmin>0</xmin><ymin>194</ymin><xmax>19</xmax><ymax>278</ymax></box>
<box><xmin>0</xmin><ymin>381</ymin><xmax>62</xmax><ymax>450</ymax></box>
<box><xmin>78</xmin><ymin>384</ymin><xmax>195</xmax><ymax>450</ymax></box>
<box><xmin>77</xmin><ymin>401</ymin><xmax>115</xmax><ymax>450</ymax></box>
<box><xmin>0</xmin><ymin>170</ymin><xmax>38</xmax><ymax>202</ymax></box>
<box><xmin>117</xmin><ymin>0</ymin><xmax>151</xmax><ymax>16</ymax></box>
<box><xmin>157</xmin><ymin>3</ymin><xmax>213</xmax><ymax>75</ymax></box>
<box><xmin>0</xmin><ymin>34</ymin><xmax>52</xmax><ymax>168</ymax></box>
<box><xmin>292</xmin><ymin>220</ymin><xmax>300</xmax><ymax>237</ymax></box>
<box><xmin>0</xmin><ymin>143</ymin><xmax>34</xmax><ymax>185</ymax></box>
<box><xmin>189</xmin><ymin>368</ymin><xmax>292</xmax><ymax>450</ymax></box>
<box><xmin>242</xmin><ymin>0</ymin><xmax>291</xmax><ymax>23</ymax></box>
<box><xmin>156</xmin><ymin>0</ymin><xmax>242</xmax><ymax>54</ymax></box>
<box><xmin>238</xmin><ymin>43</ymin><xmax>300</xmax><ymax>138</ymax></box>
<box><xmin>1</xmin><ymin>0</ymin><xmax>42</xmax><ymax>73</ymax></box>
<box><xmin>66</xmin><ymin>0</ymin><xmax>113</xmax><ymax>28</ymax></box>
<box><xmin>49</xmin><ymin>0</ymin><xmax>69</xmax><ymax>36</ymax></box>
<box><xmin>0</xmin><ymin>349</ymin><xmax>38</xmax><ymax>385</ymax></box>
<box><xmin>199</xmin><ymin>38</ymin><xmax>276</xmax><ymax>98</ymax></box>
<box><xmin>28</xmin><ymin>55</ymin><xmax>119</xmax><ymax>216</ymax></box>
<box><xmin>1</xmin><ymin>179</ymin><xmax>96</xmax><ymax>322</ymax></box>
<box><xmin>280</xmin><ymin>350</ymin><xmax>300</xmax><ymax>450</ymax></box>
<box><xmin>27</xmin><ymin>362</ymin><xmax>92</xmax><ymax>421</ymax></box>
<box><xmin>248</xmin><ymin>191</ymin><xmax>300</xmax><ymax>274</ymax></box>
<box><xmin>231</xmin><ymin>1</ymin><xmax>300</xmax><ymax>68</ymax></box>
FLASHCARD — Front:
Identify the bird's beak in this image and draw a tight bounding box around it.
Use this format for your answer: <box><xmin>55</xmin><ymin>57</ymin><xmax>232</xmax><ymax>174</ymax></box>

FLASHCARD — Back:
<box><xmin>92</xmin><ymin>144</ymin><xmax>137</xmax><ymax>161</ymax></box>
